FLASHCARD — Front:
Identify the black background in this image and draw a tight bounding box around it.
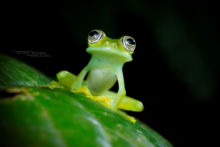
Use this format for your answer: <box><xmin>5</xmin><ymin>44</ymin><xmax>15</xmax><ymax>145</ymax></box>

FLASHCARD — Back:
<box><xmin>1</xmin><ymin>0</ymin><xmax>219</xmax><ymax>146</ymax></box>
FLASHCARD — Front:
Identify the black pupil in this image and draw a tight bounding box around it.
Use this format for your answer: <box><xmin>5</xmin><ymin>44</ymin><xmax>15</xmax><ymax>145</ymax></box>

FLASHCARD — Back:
<box><xmin>126</xmin><ymin>38</ymin><xmax>135</xmax><ymax>45</ymax></box>
<box><xmin>89</xmin><ymin>31</ymin><xmax>99</xmax><ymax>38</ymax></box>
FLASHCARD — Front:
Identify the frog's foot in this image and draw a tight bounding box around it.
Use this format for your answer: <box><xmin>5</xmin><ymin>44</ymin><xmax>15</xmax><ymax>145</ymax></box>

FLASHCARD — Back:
<box><xmin>104</xmin><ymin>91</ymin><xmax>144</xmax><ymax>112</ymax></box>
<box><xmin>73</xmin><ymin>86</ymin><xmax>112</xmax><ymax>108</ymax></box>
<box><xmin>48</xmin><ymin>81</ymin><xmax>64</xmax><ymax>89</ymax></box>
<box><xmin>116</xmin><ymin>110</ymin><xmax>136</xmax><ymax>123</ymax></box>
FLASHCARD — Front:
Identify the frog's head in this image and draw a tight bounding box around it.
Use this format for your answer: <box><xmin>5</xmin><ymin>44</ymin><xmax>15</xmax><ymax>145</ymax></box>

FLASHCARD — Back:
<box><xmin>86</xmin><ymin>29</ymin><xmax>136</xmax><ymax>63</ymax></box>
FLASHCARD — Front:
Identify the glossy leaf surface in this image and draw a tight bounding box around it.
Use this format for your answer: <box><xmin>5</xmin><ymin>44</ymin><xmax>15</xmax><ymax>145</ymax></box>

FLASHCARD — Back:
<box><xmin>0</xmin><ymin>54</ymin><xmax>172</xmax><ymax>147</ymax></box>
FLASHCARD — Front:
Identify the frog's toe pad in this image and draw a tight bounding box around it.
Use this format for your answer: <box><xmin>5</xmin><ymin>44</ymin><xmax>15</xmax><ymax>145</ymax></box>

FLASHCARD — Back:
<box><xmin>48</xmin><ymin>81</ymin><xmax>64</xmax><ymax>89</ymax></box>
<box><xmin>125</xmin><ymin>115</ymin><xmax>136</xmax><ymax>123</ymax></box>
<box><xmin>117</xmin><ymin>111</ymin><xmax>136</xmax><ymax>123</ymax></box>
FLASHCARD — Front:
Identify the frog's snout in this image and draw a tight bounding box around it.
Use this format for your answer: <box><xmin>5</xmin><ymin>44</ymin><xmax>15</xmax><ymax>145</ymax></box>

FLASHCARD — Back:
<box><xmin>104</xmin><ymin>41</ymin><xmax>119</xmax><ymax>49</ymax></box>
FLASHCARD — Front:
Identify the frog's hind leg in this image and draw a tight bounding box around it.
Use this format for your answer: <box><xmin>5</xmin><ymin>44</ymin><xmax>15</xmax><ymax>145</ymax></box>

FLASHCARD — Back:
<box><xmin>103</xmin><ymin>91</ymin><xmax>143</xmax><ymax>123</ymax></box>
<box><xmin>56</xmin><ymin>70</ymin><xmax>77</xmax><ymax>90</ymax></box>
<box><xmin>48</xmin><ymin>70</ymin><xmax>77</xmax><ymax>89</ymax></box>
<box><xmin>57</xmin><ymin>64</ymin><xmax>90</xmax><ymax>91</ymax></box>
<box><xmin>104</xmin><ymin>91</ymin><xmax>144</xmax><ymax>112</ymax></box>
<box><xmin>119</xmin><ymin>95</ymin><xmax>144</xmax><ymax>112</ymax></box>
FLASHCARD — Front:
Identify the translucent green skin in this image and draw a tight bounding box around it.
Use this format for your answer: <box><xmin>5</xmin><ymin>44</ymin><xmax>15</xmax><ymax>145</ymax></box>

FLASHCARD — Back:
<box><xmin>57</xmin><ymin>31</ymin><xmax>143</xmax><ymax>112</ymax></box>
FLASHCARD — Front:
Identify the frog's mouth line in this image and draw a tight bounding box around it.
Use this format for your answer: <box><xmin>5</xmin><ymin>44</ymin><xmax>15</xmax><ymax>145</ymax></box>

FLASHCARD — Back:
<box><xmin>86</xmin><ymin>47</ymin><xmax>132</xmax><ymax>62</ymax></box>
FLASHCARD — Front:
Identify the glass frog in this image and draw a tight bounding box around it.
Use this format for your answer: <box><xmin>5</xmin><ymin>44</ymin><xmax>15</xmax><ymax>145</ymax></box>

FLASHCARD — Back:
<box><xmin>49</xmin><ymin>30</ymin><xmax>143</xmax><ymax>122</ymax></box>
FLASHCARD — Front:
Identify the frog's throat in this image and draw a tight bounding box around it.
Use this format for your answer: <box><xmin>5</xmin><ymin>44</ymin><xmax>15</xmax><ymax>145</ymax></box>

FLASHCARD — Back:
<box><xmin>86</xmin><ymin>47</ymin><xmax>132</xmax><ymax>63</ymax></box>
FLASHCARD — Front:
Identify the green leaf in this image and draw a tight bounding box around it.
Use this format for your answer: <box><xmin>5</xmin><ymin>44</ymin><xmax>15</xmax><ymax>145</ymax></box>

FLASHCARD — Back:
<box><xmin>0</xmin><ymin>54</ymin><xmax>172</xmax><ymax>146</ymax></box>
<box><xmin>0</xmin><ymin>54</ymin><xmax>51</xmax><ymax>87</ymax></box>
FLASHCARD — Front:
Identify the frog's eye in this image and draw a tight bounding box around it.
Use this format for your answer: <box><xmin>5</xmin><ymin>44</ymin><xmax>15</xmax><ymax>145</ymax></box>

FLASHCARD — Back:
<box><xmin>122</xmin><ymin>36</ymin><xmax>136</xmax><ymax>53</ymax></box>
<box><xmin>88</xmin><ymin>30</ymin><xmax>104</xmax><ymax>44</ymax></box>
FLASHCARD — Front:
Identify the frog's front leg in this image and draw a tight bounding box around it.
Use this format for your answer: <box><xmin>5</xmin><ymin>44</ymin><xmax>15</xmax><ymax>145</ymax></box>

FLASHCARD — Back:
<box><xmin>70</xmin><ymin>65</ymin><xmax>90</xmax><ymax>90</ymax></box>
<box><xmin>112</xmin><ymin>69</ymin><xmax>126</xmax><ymax>110</ymax></box>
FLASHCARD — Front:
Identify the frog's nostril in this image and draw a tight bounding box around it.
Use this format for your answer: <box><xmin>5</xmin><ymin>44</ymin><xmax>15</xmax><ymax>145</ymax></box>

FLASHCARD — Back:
<box><xmin>105</xmin><ymin>41</ymin><xmax>110</xmax><ymax>46</ymax></box>
<box><xmin>112</xmin><ymin>43</ymin><xmax>118</xmax><ymax>48</ymax></box>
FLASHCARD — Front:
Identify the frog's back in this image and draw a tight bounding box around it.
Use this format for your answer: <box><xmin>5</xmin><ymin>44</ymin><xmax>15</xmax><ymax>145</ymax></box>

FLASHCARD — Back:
<box><xmin>86</xmin><ymin>66</ymin><xmax>117</xmax><ymax>96</ymax></box>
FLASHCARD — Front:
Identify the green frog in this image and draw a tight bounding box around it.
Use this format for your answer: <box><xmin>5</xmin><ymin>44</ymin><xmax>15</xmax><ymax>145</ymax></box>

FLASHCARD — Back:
<box><xmin>49</xmin><ymin>30</ymin><xmax>143</xmax><ymax>122</ymax></box>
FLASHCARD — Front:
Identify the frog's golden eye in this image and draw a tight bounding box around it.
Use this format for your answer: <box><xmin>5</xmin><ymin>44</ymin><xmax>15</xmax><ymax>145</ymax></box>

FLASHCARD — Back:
<box><xmin>88</xmin><ymin>30</ymin><xmax>104</xmax><ymax>44</ymax></box>
<box><xmin>122</xmin><ymin>36</ymin><xmax>136</xmax><ymax>53</ymax></box>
